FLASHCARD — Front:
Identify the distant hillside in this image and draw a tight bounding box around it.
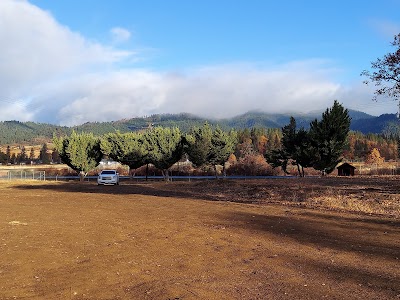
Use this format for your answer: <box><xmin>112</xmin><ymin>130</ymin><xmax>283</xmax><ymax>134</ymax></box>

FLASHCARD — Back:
<box><xmin>350</xmin><ymin>113</ymin><xmax>398</xmax><ymax>134</ymax></box>
<box><xmin>347</xmin><ymin>110</ymin><xmax>375</xmax><ymax>121</ymax></box>
<box><xmin>0</xmin><ymin>110</ymin><xmax>394</xmax><ymax>146</ymax></box>
<box><xmin>220</xmin><ymin>109</ymin><xmax>375</xmax><ymax>130</ymax></box>
<box><xmin>0</xmin><ymin>121</ymin><xmax>70</xmax><ymax>145</ymax></box>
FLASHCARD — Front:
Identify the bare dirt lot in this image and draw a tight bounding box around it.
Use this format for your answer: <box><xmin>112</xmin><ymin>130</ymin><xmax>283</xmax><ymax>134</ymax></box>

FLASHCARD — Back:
<box><xmin>0</xmin><ymin>177</ymin><xmax>399</xmax><ymax>299</ymax></box>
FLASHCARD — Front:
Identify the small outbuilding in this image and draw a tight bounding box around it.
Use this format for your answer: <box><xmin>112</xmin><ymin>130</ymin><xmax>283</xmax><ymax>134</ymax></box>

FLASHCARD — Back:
<box><xmin>337</xmin><ymin>162</ymin><xmax>356</xmax><ymax>176</ymax></box>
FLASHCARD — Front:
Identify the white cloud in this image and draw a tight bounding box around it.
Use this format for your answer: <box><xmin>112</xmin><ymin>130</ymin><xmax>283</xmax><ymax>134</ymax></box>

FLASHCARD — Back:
<box><xmin>110</xmin><ymin>27</ymin><xmax>132</xmax><ymax>44</ymax></box>
<box><xmin>26</xmin><ymin>61</ymin><xmax>350</xmax><ymax>126</ymax></box>
<box><xmin>335</xmin><ymin>81</ymin><xmax>399</xmax><ymax>116</ymax></box>
<box><xmin>0</xmin><ymin>100</ymin><xmax>34</xmax><ymax>122</ymax></box>
<box><xmin>0</xmin><ymin>0</ymin><xmax>133</xmax><ymax>117</ymax></box>
<box><xmin>0</xmin><ymin>0</ymin><xmax>395</xmax><ymax>126</ymax></box>
<box><xmin>54</xmin><ymin>71</ymin><xmax>166</xmax><ymax>126</ymax></box>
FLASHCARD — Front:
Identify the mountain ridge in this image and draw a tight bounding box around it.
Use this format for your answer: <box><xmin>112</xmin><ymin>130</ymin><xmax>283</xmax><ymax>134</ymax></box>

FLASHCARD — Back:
<box><xmin>0</xmin><ymin>109</ymin><xmax>395</xmax><ymax>145</ymax></box>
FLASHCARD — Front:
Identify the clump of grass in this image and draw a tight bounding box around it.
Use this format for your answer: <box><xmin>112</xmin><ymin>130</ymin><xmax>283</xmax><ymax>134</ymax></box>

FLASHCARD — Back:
<box><xmin>309</xmin><ymin>191</ymin><xmax>400</xmax><ymax>218</ymax></box>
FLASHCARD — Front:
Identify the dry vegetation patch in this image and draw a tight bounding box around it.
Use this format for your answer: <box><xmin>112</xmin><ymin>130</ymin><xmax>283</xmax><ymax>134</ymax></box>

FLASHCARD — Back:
<box><xmin>128</xmin><ymin>176</ymin><xmax>400</xmax><ymax>217</ymax></box>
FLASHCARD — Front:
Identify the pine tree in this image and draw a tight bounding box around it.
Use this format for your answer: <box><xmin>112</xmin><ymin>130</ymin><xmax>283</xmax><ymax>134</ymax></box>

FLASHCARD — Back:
<box><xmin>292</xmin><ymin>127</ymin><xmax>316</xmax><ymax>177</ymax></box>
<box><xmin>29</xmin><ymin>147</ymin><xmax>35</xmax><ymax>162</ymax></box>
<box><xmin>0</xmin><ymin>150</ymin><xmax>7</xmax><ymax>164</ymax></box>
<box><xmin>185</xmin><ymin>123</ymin><xmax>212</xmax><ymax>167</ymax></box>
<box><xmin>17</xmin><ymin>146</ymin><xmax>27</xmax><ymax>164</ymax></box>
<box><xmin>309</xmin><ymin>100</ymin><xmax>351</xmax><ymax>174</ymax></box>
<box><xmin>39</xmin><ymin>143</ymin><xmax>50</xmax><ymax>164</ymax></box>
<box><xmin>51</xmin><ymin>148</ymin><xmax>61</xmax><ymax>164</ymax></box>
<box><xmin>265</xmin><ymin>117</ymin><xmax>314</xmax><ymax>176</ymax></box>
<box><xmin>208</xmin><ymin>127</ymin><xmax>237</xmax><ymax>177</ymax></box>
<box><xmin>6</xmin><ymin>146</ymin><xmax>11</xmax><ymax>164</ymax></box>
<box><xmin>397</xmin><ymin>136</ymin><xmax>400</xmax><ymax>161</ymax></box>
<box><xmin>186</xmin><ymin>124</ymin><xmax>236</xmax><ymax>177</ymax></box>
<box><xmin>11</xmin><ymin>153</ymin><xmax>16</xmax><ymax>164</ymax></box>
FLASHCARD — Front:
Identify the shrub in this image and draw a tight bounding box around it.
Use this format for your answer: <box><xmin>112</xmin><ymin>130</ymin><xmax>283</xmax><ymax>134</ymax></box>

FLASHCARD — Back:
<box><xmin>227</xmin><ymin>154</ymin><xmax>278</xmax><ymax>176</ymax></box>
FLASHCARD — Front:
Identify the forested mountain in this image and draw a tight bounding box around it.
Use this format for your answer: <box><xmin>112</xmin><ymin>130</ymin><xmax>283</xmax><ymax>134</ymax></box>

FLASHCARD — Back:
<box><xmin>223</xmin><ymin>109</ymin><xmax>374</xmax><ymax>129</ymax></box>
<box><xmin>351</xmin><ymin>114</ymin><xmax>398</xmax><ymax>134</ymax></box>
<box><xmin>0</xmin><ymin>110</ymin><xmax>393</xmax><ymax>146</ymax></box>
<box><xmin>0</xmin><ymin>121</ymin><xmax>70</xmax><ymax>145</ymax></box>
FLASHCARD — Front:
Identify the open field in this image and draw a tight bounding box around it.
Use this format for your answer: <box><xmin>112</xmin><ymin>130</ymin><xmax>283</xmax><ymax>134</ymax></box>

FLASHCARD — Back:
<box><xmin>0</xmin><ymin>178</ymin><xmax>399</xmax><ymax>299</ymax></box>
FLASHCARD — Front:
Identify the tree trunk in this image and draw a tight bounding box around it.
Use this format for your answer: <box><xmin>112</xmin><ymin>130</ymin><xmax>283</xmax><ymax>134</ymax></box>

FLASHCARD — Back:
<box><xmin>162</xmin><ymin>169</ymin><xmax>170</xmax><ymax>181</ymax></box>
<box><xmin>79</xmin><ymin>171</ymin><xmax>85</xmax><ymax>182</ymax></box>
<box><xmin>296</xmin><ymin>164</ymin><xmax>301</xmax><ymax>177</ymax></box>
<box><xmin>129</xmin><ymin>167</ymin><xmax>136</xmax><ymax>180</ymax></box>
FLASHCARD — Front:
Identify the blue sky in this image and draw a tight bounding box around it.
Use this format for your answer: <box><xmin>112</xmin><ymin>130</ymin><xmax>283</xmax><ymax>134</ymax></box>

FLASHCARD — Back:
<box><xmin>1</xmin><ymin>0</ymin><xmax>400</xmax><ymax>125</ymax></box>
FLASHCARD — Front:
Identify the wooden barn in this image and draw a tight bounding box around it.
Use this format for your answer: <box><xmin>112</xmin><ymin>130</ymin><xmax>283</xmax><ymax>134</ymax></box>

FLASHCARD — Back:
<box><xmin>337</xmin><ymin>162</ymin><xmax>356</xmax><ymax>176</ymax></box>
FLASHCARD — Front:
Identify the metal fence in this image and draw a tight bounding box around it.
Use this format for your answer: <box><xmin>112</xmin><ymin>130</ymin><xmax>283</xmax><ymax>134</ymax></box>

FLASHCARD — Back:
<box><xmin>3</xmin><ymin>170</ymin><xmax>46</xmax><ymax>181</ymax></box>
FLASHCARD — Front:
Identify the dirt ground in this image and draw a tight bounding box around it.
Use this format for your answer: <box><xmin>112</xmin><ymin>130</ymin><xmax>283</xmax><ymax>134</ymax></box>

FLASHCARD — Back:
<box><xmin>0</xmin><ymin>177</ymin><xmax>399</xmax><ymax>299</ymax></box>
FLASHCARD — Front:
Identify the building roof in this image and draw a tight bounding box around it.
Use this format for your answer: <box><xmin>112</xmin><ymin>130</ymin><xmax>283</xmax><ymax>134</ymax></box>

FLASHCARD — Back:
<box><xmin>337</xmin><ymin>162</ymin><xmax>356</xmax><ymax>169</ymax></box>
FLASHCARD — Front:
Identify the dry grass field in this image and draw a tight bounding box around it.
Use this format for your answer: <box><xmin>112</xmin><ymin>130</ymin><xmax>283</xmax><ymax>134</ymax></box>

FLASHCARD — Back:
<box><xmin>0</xmin><ymin>177</ymin><xmax>399</xmax><ymax>299</ymax></box>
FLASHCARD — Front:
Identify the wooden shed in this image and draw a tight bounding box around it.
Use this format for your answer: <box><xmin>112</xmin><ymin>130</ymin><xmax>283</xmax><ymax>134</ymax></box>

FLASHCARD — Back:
<box><xmin>337</xmin><ymin>163</ymin><xmax>356</xmax><ymax>176</ymax></box>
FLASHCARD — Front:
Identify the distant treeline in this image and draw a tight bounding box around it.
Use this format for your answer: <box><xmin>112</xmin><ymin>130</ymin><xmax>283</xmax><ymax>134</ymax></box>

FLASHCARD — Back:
<box><xmin>0</xmin><ymin>125</ymin><xmax>397</xmax><ymax>167</ymax></box>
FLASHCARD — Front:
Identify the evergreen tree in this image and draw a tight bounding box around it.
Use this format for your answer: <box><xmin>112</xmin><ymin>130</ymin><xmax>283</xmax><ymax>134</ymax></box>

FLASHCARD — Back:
<box><xmin>0</xmin><ymin>150</ymin><xmax>7</xmax><ymax>165</ymax></box>
<box><xmin>309</xmin><ymin>100</ymin><xmax>351</xmax><ymax>174</ymax></box>
<box><xmin>265</xmin><ymin>148</ymin><xmax>290</xmax><ymax>174</ymax></box>
<box><xmin>208</xmin><ymin>127</ymin><xmax>237</xmax><ymax>177</ymax></box>
<box><xmin>54</xmin><ymin>131</ymin><xmax>102</xmax><ymax>181</ymax></box>
<box><xmin>6</xmin><ymin>146</ymin><xmax>11</xmax><ymax>164</ymax></box>
<box><xmin>265</xmin><ymin>117</ymin><xmax>293</xmax><ymax>175</ymax></box>
<box><xmin>144</xmin><ymin>127</ymin><xmax>183</xmax><ymax>180</ymax></box>
<box><xmin>39</xmin><ymin>143</ymin><xmax>50</xmax><ymax>164</ymax></box>
<box><xmin>292</xmin><ymin>127</ymin><xmax>316</xmax><ymax>177</ymax></box>
<box><xmin>185</xmin><ymin>123</ymin><xmax>212</xmax><ymax>167</ymax></box>
<box><xmin>51</xmin><ymin>148</ymin><xmax>61</xmax><ymax>164</ymax></box>
<box><xmin>186</xmin><ymin>124</ymin><xmax>236</xmax><ymax>177</ymax></box>
<box><xmin>17</xmin><ymin>146</ymin><xmax>27</xmax><ymax>164</ymax></box>
<box><xmin>11</xmin><ymin>153</ymin><xmax>16</xmax><ymax>164</ymax></box>
<box><xmin>265</xmin><ymin>117</ymin><xmax>314</xmax><ymax>176</ymax></box>
<box><xmin>281</xmin><ymin>117</ymin><xmax>297</xmax><ymax>158</ymax></box>
<box><xmin>29</xmin><ymin>147</ymin><xmax>35</xmax><ymax>162</ymax></box>
<box><xmin>101</xmin><ymin>132</ymin><xmax>148</xmax><ymax>174</ymax></box>
<box><xmin>397</xmin><ymin>136</ymin><xmax>400</xmax><ymax>161</ymax></box>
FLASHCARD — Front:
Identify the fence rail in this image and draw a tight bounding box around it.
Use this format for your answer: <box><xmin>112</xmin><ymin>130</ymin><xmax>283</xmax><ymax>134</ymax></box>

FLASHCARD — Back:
<box><xmin>1</xmin><ymin>170</ymin><xmax>46</xmax><ymax>181</ymax></box>
<box><xmin>1</xmin><ymin>174</ymin><xmax>296</xmax><ymax>182</ymax></box>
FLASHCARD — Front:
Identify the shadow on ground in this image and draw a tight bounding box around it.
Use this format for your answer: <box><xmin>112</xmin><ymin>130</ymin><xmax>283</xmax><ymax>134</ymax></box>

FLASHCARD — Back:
<box><xmin>219</xmin><ymin>210</ymin><xmax>400</xmax><ymax>297</ymax></box>
<box><xmin>223</xmin><ymin>211</ymin><xmax>400</xmax><ymax>259</ymax></box>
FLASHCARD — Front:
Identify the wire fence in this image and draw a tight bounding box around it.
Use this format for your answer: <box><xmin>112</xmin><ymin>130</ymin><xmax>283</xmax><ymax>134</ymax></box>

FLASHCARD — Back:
<box><xmin>1</xmin><ymin>170</ymin><xmax>46</xmax><ymax>181</ymax></box>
